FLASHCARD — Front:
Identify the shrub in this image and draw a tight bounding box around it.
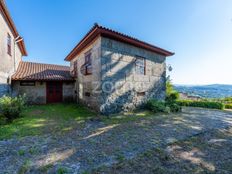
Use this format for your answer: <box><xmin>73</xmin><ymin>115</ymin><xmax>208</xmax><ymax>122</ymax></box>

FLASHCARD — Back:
<box><xmin>225</xmin><ymin>104</ymin><xmax>232</xmax><ymax>109</ymax></box>
<box><xmin>166</xmin><ymin>92</ymin><xmax>179</xmax><ymax>103</ymax></box>
<box><xmin>167</xmin><ymin>102</ymin><xmax>182</xmax><ymax>112</ymax></box>
<box><xmin>177</xmin><ymin>100</ymin><xmax>224</xmax><ymax>110</ymax></box>
<box><xmin>0</xmin><ymin>95</ymin><xmax>26</xmax><ymax>121</ymax></box>
<box><xmin>146</xmin><ymin>100</ymin><xmax>170</xmax><ymax>113</ymax></box>
<box><xmin>165</xmin><ymin>90</ymin><xmax>181</xmax><ymax>112</ymax></box>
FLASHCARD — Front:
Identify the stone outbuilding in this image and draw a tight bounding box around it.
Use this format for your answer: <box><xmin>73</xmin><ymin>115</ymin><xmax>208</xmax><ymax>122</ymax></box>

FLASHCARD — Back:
<box><xmin>11</xmin><ymin>62</ymin><xmax>74</xmax><ymax>104</ymax></box>
<box><xmin>65</xmin><ymin>24</ymin><xmax>174</xmax><ymax>114</ymax></box>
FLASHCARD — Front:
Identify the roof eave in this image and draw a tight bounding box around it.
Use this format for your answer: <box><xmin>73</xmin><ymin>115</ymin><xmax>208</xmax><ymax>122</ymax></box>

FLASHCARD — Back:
<box><xmin>65</xmin><ymin>25</ymin><xmax>174</xmax><ymax>61</ymax></box>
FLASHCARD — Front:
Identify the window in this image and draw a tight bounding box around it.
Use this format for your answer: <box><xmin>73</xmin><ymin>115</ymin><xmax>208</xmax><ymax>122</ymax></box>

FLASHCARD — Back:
<box><xmin>137</xmin><ymin>92</ymin><xmax>146</xmax><ymax>96</ymax></box>
<box><xmin>72</xmin><ymin>60</ymin><xmax>78</xmax><ymax>77</ymax></box>
<box><xmin>81</xmin><ymin>51</ymin><xmax>92</xmax><ymax>75</ymax></box>
<box><xmin>135</xmin><ymin>56</ymin><xmax>146</xmax><ymax>75</ymax></box>
<box><xmin>20</xmin><ymin>81</ymin><xmax>35</xmax><ymax>86</ymax></box>
<box><xmin>85</xmin><ymin>92</ymin><xmax>91</xmax><ymax>97</ymax></box>
<box><xmin>7</xmin><ymin>34</ymin><xmax>12</xmax><ymax>56</ymax></box>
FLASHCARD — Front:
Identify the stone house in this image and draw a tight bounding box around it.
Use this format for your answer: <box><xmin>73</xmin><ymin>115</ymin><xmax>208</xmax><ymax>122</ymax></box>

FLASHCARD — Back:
<box><xmin>1</xmin><ymin>0</ymin><xmax>174</xmax><ymax>113</ymax></box>
<box><xmin>65</xmin><ymin>24</ymin><xmax>174</xmax><ymax>114</ymax></box>
<box><xmin>0</xmin><ymin>0</ymin><xmax>27</xmax><ymax>96</ymax></box>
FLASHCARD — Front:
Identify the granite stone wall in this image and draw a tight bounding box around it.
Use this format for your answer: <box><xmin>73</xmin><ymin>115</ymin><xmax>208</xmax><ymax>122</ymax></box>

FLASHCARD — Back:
<box><xmin>12</xmin><ymin>81</ymin><xmax>47</xmax><ymax>104</ymax></box>
<box><xmin>99</xmin><ymin>37</ymin><xmax>166</xmax><ymax>114</ymax></box>
<box><xmin>63</xmin><ymin>82</ymin><xmax>75</xmax><ymax>102</ymax></box>
<box><xmin>70</xmin><ymin>37</ymin><xmax>102</xmax><ymax>111</ymax></box>
<box><xmin>70</xmin><ymin>36</ymin><xmax>167</xmax><ymax>115</ymax></box>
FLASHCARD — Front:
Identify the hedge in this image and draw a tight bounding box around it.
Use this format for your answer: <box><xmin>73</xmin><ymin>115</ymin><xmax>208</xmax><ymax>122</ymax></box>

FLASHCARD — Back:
<box><xmin>225</xmin><ymin>104</ymin><xmax>232</xmax><ymax>109</ymax></box>
<box><xmin>177</xmin><ymin>100</ymin><xmax>224</xmax><ymax>110</ymax></box>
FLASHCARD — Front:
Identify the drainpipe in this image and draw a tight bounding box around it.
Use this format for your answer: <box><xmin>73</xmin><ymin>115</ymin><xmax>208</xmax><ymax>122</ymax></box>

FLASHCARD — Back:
<box><xmin>14</xmin><ymin>36</ymin><xmax>23</xmax><ymax>72</ymax></box>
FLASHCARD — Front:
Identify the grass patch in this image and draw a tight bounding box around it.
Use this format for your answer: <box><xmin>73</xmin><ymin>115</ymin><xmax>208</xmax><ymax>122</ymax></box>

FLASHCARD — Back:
<box><xmin>0</xmin><ymin>103</ymin><xmax>95</xmax><ymax>140</ymax></box>
<box><xmin>18</xmin><ymin>160</ymin><xmax>31</xmax><ymax>174</ymax></box>
<box><xmin>57</xmin><ymin>166</ymin><xmax>68</xmax><ymax>174</ymax></box>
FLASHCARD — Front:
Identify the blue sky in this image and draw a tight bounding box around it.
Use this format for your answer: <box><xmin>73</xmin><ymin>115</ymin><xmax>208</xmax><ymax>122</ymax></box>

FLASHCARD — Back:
<box><xmin>6</xmin><ymin>0</ymin><xmax>232</xmax><ymax>85</ymax></box>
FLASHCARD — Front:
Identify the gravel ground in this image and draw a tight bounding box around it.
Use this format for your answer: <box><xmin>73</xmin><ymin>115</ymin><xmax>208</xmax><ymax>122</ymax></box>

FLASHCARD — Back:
<box><xmin>0</xmin><ymin>107</ymin><xmax>232</xmax><ymax>174</ymax></box>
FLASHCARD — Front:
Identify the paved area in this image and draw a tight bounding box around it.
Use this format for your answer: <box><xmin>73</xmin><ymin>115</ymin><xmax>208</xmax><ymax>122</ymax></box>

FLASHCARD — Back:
<box><xmin>1</xmin><ymin>107</ymin><xmax>232</xmax><ymax>173</ymax></box>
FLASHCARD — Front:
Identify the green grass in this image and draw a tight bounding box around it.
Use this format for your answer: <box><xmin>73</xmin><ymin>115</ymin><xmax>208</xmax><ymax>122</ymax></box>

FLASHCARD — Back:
<box><xmin>0</xmin><ymin>103</ymin><xmax>95</xmax><ymax>140</ymax></box>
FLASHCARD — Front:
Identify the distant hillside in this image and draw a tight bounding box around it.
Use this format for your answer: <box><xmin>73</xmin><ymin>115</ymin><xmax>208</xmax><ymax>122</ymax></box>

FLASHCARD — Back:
<box><xmin>174</xmin><ymin>84</ymin><xmax>232</xmax><ymax>99</ymax></box>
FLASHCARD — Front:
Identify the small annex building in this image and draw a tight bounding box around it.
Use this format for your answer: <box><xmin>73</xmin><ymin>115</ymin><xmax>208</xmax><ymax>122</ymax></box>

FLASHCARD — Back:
<box><xmin>11</xmin><ymin>62</ymin><xmax>74</xmax><ymax>104</ymax></box>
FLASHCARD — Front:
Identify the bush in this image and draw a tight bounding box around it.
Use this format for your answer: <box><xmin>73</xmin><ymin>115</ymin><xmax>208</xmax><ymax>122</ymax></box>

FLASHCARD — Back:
<box><xmin>146</xmin><ymin>100</ymin><xmax>170</xmax><ymax>113</ymax></box>
<box><xmin>165</xmin><ymin>91</ymin><xmax>181</xmax><ymax>113</ymax></box>
<box><xmin>177</xmin><ymin>100</ymin><xmax>224</xmax><ymax>110</ymax></box>
<box><xmin>0</xmin><ymin>95</ymin><xmax>26</xmax><ymax>121</ymax></box>
<box><xmin>225</xmin><ymin>104</ymin><xmax>232</xmax><ymax>109</ymax></box>
<box><xmin>167</xmin><ymin>102</ymin><xmax>182</xmax><ymax>112</ymax></box>
<box><xmin>166</xmin><ymin>92</ymin><xmax>179</xmax><ymax>103</ymax></box>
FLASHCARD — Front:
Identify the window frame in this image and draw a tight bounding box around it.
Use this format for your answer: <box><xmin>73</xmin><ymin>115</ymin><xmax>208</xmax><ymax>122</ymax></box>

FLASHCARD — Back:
<box><xmin>20</xmin><ymin>81</ymin><xmax>35</xmax><ymax>86</ymax></box>
<box><xmin>135</xmin><ymin>56</ymin><xmax>146</xmax><ymax>75</ymax></box>
<box><xmin>137</xmin><ymin>91</ymin><xmax>146</xmax><ymax>97</ymax></box>
<box><xmin>85</xmin><ymin>92</ymin><xmax>91</xmax><ymax>97</ymax></box>
<box><xmin>72</xmin><ymin>60</ymin><xmax>78</xmax><ymax>77</ymax></box>
<box><xmin>82</xmin><ymin>50</ymin><xmax>92</xmax><ymax>75</ymax></box>
<box><xmin>7</xmin><ymin>33</ymin><xmax>12</xmax><ymax>56</ymax></box>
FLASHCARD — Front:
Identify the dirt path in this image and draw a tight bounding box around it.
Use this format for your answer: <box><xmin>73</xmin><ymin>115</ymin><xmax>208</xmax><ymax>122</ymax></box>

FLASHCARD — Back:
<box><xmin>0</xmin><ymin>107</ymin><xmax>232</xmax><ymax>173</ymax></box>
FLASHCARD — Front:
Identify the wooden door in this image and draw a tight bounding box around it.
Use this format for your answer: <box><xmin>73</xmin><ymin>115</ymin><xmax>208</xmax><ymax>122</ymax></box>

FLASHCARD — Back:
<box><xmin>46</xmin><ymin>82</ymin><xmax>63</xmax><ymax>103</ymax></box>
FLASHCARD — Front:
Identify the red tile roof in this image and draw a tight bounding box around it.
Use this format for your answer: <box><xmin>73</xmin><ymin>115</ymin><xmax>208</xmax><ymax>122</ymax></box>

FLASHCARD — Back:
<box><xmin>12</xmin><ymin>62</ymin><xmax>73</xmax><ymax>81</ymax></box>
<box><xmin>0</xmin><ymin>0</ymin><xmax>27</xmax><ymax>56</ymax></box>
<box><xmin>65</xmin><ymin>24</ymin><xmax>174</xmax><ymax>61</ymax></box>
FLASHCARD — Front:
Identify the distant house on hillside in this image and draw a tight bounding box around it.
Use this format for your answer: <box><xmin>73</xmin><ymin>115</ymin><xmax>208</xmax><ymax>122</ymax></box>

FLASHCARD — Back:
<box><xmin>65</xmin><ymin>24</ymin><xmax>174</xmax><ymax>114</ymax></box>
<box><xmin>179</xmin><ymin>92</ymin><xmax>202</xmax><ymax>101</ymax></box>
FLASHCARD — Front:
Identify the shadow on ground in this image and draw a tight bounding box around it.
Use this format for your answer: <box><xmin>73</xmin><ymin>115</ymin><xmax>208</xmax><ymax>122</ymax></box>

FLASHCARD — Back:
<box><xmin>0</xmin><ymin>107</ymin><xmax>232</xmax><ymax>173</ymax></box>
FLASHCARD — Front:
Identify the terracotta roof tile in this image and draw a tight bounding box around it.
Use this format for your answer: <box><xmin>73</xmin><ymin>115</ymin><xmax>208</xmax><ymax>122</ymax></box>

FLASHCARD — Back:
<box><xmin>65</xmin><ymin>23</ymin><xmax>174</xmax><ymax>61</ymax></box>
<box><xmin>12</xmin><ymin>62</ymin><xmax>73</xmax><ymax>81</ymax></box>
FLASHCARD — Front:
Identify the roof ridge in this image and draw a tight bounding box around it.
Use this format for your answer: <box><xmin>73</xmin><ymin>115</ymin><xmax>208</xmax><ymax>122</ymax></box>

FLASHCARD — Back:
<box><xmin>96</xmin><ymin>24</ymin><xmax>174</xmax><ymax>54</ymax></box>
<box><xmin>12</xmin><ymin>61</ymin><xmax>73</xmax><ymax>81</ymax></box>
<box><xmin>21</xmin><ymin>61</ymin><xmax>70</xmax><ymax>68</ymax></box>
<box><xmin>65</xmin><ymin>23</ymin><xmax>174</xmax><ymax>61</ymax></box>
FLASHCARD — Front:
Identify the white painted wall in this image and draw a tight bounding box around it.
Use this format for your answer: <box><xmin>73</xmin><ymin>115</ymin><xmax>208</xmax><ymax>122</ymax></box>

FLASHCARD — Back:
<box><xmin>0</xmin><ymin>10</ymin><xmax>23</xmax><ymax>96</ymax></box>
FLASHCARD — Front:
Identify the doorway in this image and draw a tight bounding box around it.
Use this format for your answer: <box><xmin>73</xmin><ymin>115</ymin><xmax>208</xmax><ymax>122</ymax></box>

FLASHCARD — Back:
<box><xmin>46</xmin><ymin>81</ymin><xmax>63</xmax><ymax>103</ymax></box>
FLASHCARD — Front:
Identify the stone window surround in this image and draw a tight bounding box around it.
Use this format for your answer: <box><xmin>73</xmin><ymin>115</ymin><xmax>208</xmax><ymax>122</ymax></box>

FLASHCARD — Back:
<box><xmin>81</xmin><ymin>50</ymin><xmax>93</xmax><ymax>75</ymax></box>
<box><xmin>135</xmin><ymin>56</ymin><xmax>146</xmax><ymax>75</ymax></box>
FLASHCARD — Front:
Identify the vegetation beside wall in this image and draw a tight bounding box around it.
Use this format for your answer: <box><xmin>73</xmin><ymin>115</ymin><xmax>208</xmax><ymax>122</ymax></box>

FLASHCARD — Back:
<box><xmin>225</xmin><ymin>104</ymin><xmax>232</xmax><ymax>109</ymax></box>
<box><xmin>176</xmin><ymin>97</ymin><xmax>232</xmax><ymax>110</ymax></box>
<box><xmin>146</xmin><ymin>80</ymin><xmax>182</xmax><ymax>113</ymax></box>
<box><xmin>177</xmin><ymin>100</ymin><xmax>225</xmax><ymax>110</ymax></box>
<box><xmin>215</xmin><ymin>97</ymin><xmax>232</xmax><ymax>109</ymax></box>
<box><xmin>0</xmin><ymin>95</ymin><xmax>26</xmax><ymax>121</ymax></box>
